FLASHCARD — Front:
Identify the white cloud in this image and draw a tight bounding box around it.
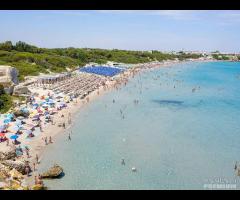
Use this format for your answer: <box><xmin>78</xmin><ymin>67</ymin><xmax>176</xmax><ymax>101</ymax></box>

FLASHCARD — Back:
<box><xmin>97</xmin><ymin>10</ymin><xmax>200</xmax><ymax>20</ymax></box>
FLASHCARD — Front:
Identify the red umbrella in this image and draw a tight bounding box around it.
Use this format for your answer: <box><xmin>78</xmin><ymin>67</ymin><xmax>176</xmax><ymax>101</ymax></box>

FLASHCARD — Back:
<box><xmin>0</xmin><ymin>133</ymin><xmax>5</xmax><ymax>137</ymax></box>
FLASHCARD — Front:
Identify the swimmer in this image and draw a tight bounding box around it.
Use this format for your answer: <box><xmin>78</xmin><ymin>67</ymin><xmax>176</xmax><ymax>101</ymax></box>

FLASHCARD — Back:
<box><xmin>121</xmin><ymin>158</ymin><xmax>125</xmax><ymax>165</ymax></box>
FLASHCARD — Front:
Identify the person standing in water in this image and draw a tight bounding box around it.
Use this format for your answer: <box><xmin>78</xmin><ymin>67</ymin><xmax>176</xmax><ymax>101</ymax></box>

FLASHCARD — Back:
<box><xmin>121</xmin><ymin>158</ymin><xmax>125</xmax><ymax>165</ymax></box>
<box><xmin>234</xmin><ymin>161</ymin><xmax>238</xmax><ymax>171</ymax></box>
<box><xmin>68</xmin><ymin>131</ymin><xmax>71</xmax><ymax>141</ymax></box>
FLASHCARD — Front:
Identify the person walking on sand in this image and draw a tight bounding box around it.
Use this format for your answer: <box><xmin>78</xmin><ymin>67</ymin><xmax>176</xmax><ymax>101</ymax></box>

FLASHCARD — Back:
<box><xmin>34</xmin><ymin>176</ymin><xmax>38</xmax><ymax>185</ymax></box>
<box><xmin>63</xmin><ymin>122</ymin><xmax>66</xmax><ymax>129</ymax></box>
<box><xmin>49</xmin><ymin>136</ymin><xmax>53</xmax><ymax>143</ymax></box>
<box><xmin>33</xmin><ymin>162</ymin><xmax>36</xmax><ymax>171</ymax></box>
<box><xmin>39</xmin><ymin>123</ymin><xmax>43</xmax><ymax>132</ymax></box>
<box><xmin>36</xmin><ymin>154</ymin><xmax>39</xmax><ymax>164</ymax></box>
<box><xmin>26</xmin><ymin>149</ymin><xmax>30</xmax><ymax>158</ymax></box>
<box><xmin>44</xmin><ymin>137</ymin><xmax>48</xmax><ymax>145</ymax></box>
<box><xmin>6</xmin><ymin>138</ymin><xmax>9</xmax><ymax>146</ymax></box>
<box><xmin>68</xmin><ymin>113</ymin><xmax>72</xmax><ymax>125</ymax></box>
<box><xmin>25</xmin><ymin>165</ymin><xmax>30</xmax><ymax>177</ymax></box>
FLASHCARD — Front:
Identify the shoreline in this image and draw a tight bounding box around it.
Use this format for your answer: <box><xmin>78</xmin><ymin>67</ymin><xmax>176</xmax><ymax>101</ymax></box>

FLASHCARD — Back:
<box><xmin>23</xmin><ymin>58</ymin><xmax>221</xmax><ymax>187</ymax></box>
<box><xmin>0</xmin><ymin>58</ymin><xmax>220</xmax><ymax>189</ymax></box>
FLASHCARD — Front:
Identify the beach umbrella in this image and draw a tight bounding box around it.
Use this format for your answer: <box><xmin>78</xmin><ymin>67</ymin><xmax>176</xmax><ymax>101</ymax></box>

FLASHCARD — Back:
<box><xmin>0</xmin><ymin>133</ymin><xmax>5</xmax><ymax>137</ymax></box>
<box><xmin>32</xmin><ymin>114</ymin><xmax>40</xmax><ymax>119</ymax></box>
<box><xmin>5</xmin><ymin>113</ymin><xmax>14</xmax><ymax>119</ymax></box>
<box><xmin>15</xmin><ymin>120</ymin><xmax>22</xmax><ymax>126</ymax></box>
<box><xmin>25</xmin><ymin>130</ymin><xmax>32</xmax><ymax>135</ymax></box>
<box><xmin>8</xmin><ymin>125</ymin><xmax>20</xmax><ymax>133</ymax></box>
<box><xmin>4</xmin><ymin>118</ymin><xmax>11</xmax><ymax>124</ymax></box>
<box><xmin>0</xmin><ymin>125</ymin><xmax>6</xmax><ymax>132</ymax></box>
<box><xmin>32</xmin><ymin>103</ymin><xmax>39</xmax><ymax>107</ymax></box>
<box><xmin>10</xmin><ymin>135</ymin><xmax>18</xmax><ymax>140</ymax></box>
<box><xmin>17</xmin><ymin>116</ymin><xmax>25</xmax><ymax>120</ymax></box>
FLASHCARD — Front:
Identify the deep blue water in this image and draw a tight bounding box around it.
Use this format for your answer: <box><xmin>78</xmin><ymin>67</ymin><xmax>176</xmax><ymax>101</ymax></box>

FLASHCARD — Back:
<box><xmin>38</xmin><ymin>61</ymin><xmax>240</xmax><ymax>190</ymax></box>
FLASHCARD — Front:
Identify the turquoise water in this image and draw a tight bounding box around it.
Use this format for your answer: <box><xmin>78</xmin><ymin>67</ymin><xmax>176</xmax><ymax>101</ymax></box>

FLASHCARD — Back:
<box><xmin>38</xmin><ymin>61</ymin><xmax>240</xmax><ymax>190</ymax></box>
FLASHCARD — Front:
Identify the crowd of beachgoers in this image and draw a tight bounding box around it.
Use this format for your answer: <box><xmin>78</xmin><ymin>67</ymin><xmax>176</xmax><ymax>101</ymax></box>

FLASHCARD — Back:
<box><xmin>0</xmin><ymin>58</ymin><xmax>213</xmax><ymax>190</ymax></box>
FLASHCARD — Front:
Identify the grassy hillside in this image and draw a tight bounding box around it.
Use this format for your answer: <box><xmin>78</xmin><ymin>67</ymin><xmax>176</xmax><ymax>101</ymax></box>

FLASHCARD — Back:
<box><xmin>0</xmin><ymin>41</ymin><xmax>202</xmax><ymax>81</ymax></box>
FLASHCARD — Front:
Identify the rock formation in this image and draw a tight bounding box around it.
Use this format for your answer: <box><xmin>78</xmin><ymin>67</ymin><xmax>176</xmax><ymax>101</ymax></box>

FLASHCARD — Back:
<box><xmin>41</xmin><ymin>164</ymin><xmax>63</xmax><ymax>179</ymax></box>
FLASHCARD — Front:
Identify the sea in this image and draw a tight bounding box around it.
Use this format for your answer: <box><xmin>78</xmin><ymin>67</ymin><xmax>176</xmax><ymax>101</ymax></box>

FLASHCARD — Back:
<box><xmin>37</xmin><ymin>61</ymin><xmax>240</xmax><ymax>190</ymax></box>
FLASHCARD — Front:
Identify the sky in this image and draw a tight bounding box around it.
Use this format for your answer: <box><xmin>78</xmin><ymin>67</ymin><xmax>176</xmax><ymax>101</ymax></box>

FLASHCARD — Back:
<box><xmin>0</xmin><ymin>10</ymin><xmax>240</xmax><ymax>53</ymax></box>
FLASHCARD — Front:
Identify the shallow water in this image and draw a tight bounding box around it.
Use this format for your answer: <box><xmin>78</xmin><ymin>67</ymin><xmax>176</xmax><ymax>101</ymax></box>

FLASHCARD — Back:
<box><xmin>38</xmin><ymin>61</ymin><xmax>240</xmax><ymax>190</ymax></box>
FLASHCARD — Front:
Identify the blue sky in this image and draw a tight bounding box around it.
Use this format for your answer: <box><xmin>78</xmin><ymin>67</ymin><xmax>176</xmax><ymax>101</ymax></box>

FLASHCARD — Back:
<box><xmin>0</xmin><ymin>10</ymin><xmax>240</xmax><ymax>52</ymax></box>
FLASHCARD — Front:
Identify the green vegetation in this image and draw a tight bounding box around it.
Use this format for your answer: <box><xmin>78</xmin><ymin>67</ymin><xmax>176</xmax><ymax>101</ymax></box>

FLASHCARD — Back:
<box><xmin>0</xmin><ymin>41</ymin><xmax>203</xmax><ymax>81</ymax></box>
<box><xmin>0</xmin><ymin>84</ymin><xmax>12</xmax><ymax>113</ymax></box>
<box><xmin>212</xmin><ymin>54</ymin><xmax>230</xmax><ymax>60</ymax></box>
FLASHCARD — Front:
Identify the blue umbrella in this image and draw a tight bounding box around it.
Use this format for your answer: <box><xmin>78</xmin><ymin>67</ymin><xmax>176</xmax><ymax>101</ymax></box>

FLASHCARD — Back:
<box><xmin>10</xmin><ymin>135</ymin><xmax>18</xmax><ymax>140</ymax></box>
<box><xmin>5</xmin><ymin>113</ymin><xmax>13</xmax><ymax>119</ymax></box>
<box><xmin>15</xmin><ymin>120</ymin><xmax>22</xmax><ymax>126</ymax></box>
<box><xmin>4</xmin><ymin>118</ymin><xmax>11</xmax><ymax>124</ymax></box>
<box><xmin>0</xmin><ymin>125</ymin><xmax>6</xmax><ymax>131</ymax></box>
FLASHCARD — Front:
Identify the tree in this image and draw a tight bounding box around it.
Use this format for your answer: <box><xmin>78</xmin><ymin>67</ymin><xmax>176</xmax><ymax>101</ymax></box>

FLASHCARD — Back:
<box><xmin>15</xmin><ymin>41</ymin><xmax>39</xmax><ymax>53</ymax></box>
<box><xmin>0</xmin><ymin>41</ymin><xmax>13</xmax><ymax>51</ymax></box>
<box><xmin>0</xmin><ymin>84</ymin><xmax>5</xmax><ymax>95</ymax></box>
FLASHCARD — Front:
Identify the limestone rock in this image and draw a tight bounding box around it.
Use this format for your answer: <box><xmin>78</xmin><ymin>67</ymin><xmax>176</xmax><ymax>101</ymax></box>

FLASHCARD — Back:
<box><xmin>0</xmin><ymin>163</ymin><xmax>10</xmax><ymax>180</ymax></box>
<box><xmin>0</xmin><ymin>149</ymin><xmax>17</xmax><ymax>161</ymax></box>
<box><xmin>1</xmin><ymin>160</ymin><xmax>29</xmax><ymax>175</ymax></box>
<box><xmin>13</xmin><ymin>85</ymin><xmax>31</xmax><ymax>96</ymax></box>
<box><xmin>0</xmin><ymin>182</ymin><xmax>8</xmax><ymax>189</ymax></box>
<box><xmin>9</xmin><ymin>168</ymin><xmax>24</xmax><ymax>180</ymax></box>
<box><xmin>41</xmin><ymin>164</ymin><xmax>63</xmax><ymax>179</ymax></box>
<box><xmin>32</xmin><ymin>184</ymin><xmax>45</xmax><ymax>190</ymax></box>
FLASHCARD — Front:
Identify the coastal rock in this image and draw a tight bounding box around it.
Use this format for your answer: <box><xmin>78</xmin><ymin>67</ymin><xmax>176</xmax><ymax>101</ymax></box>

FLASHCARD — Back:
<box><xmin>0</xmin><ymin>163</ymin><xmax>10</xmax><ymax>180</ymax></box>
<box><xmin>1</xmin><ymin>160</ymin><xmax>29</xmax><ymax>175</ymax></box>
<box><xmin>41</xmin><ymin>164</ymin><xmax>63</xmax><ymax>179</ymax></box>
<box><xmin>0</xmin><ymin>182</ymin><xmax>8</xmax><ymax>189</ymax></box>
<box><xmin>32</xmin><ymin>184</ymin><xmax>45</xmax><ymax>190</ymax></box>
<box><xmin>0</xmin><ymin>149</ymin><xmax>17</xmax><ymax>161</ymax></box>
<box><xmin>9</xmin><ymin>168</ymin><xmax>24</xmax><ymax>180</ymax></box>
<box><xmin>13</xmin><ymin>109</ymin><xmax>29</xmax><ymax>118</ymax></box>
<box><xmin>7</xmin><ymin>180</ymin><xmax>23</xmax><ymax>190</ymax></box>
<box><xmin>13</xmin><ymin>85</ymin><xmax>31</xmax><ymax>96</ymax></box>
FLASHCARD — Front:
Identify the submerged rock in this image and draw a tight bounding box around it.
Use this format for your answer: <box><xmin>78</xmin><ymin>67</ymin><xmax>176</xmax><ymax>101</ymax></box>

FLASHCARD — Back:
<box><xmin>41</xmin><ymin>164</ymin><xmax>63</xmax><ymax>179</ymax></box>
